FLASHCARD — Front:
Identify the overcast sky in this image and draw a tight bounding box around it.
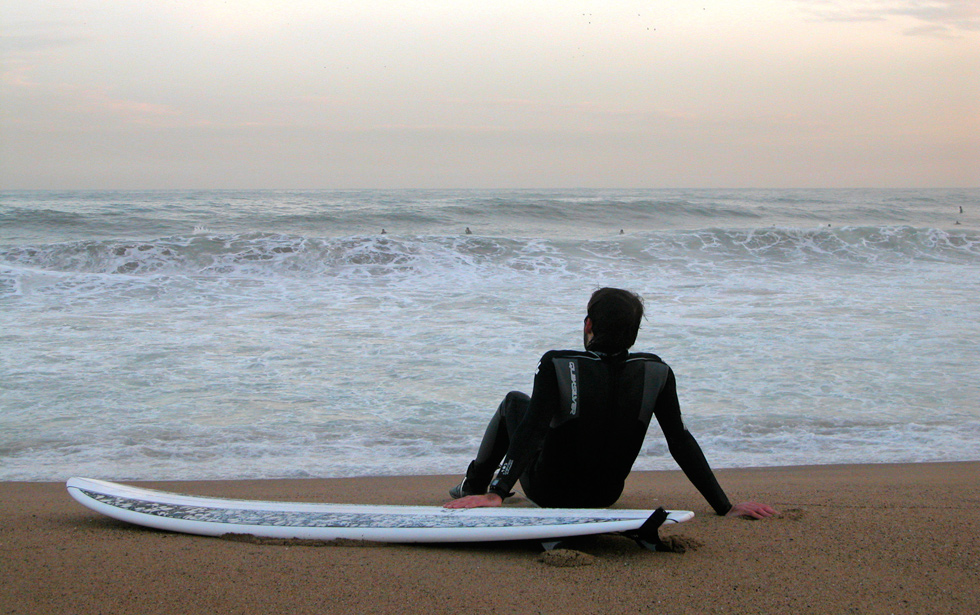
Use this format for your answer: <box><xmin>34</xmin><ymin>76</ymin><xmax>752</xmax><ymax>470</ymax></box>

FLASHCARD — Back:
<box><xmin>1</xmin><ymin>0</ymin><xmax>977</xmax><ymax>189</ymax></box>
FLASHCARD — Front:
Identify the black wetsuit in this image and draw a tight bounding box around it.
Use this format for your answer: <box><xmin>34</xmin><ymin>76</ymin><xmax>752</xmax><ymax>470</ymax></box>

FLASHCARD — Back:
<box><xmin>478</xmin><ymin>349</ymin><xmax>732</xmax><ymax>514</ymax></box>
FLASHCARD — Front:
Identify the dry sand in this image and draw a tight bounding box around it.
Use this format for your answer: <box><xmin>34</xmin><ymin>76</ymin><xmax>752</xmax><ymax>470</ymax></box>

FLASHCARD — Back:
<box><xmin>2</xmin><ymin>462</ymin><xmax>978</xmax><ymax>614</ymax></box>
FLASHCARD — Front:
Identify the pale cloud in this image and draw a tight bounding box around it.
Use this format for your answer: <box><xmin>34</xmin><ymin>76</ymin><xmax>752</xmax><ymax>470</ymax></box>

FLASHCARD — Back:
<box><xmin>2</xmin><ymin>62</ymin><xmax>182</xmax><ymax>129</ymax></box>
<box><xmin>75</xmin><ymin>89</ymin><xmax>181</xmax><ymax>123</ymax></box>
<box><xmin>0</xmin><ymin>61</ymin><xmax>39</xmax><ymax>89</ymax></box>
<box><xmin>157</xmin><ymin>0</ymin><xmax>332</xmax><ymax>38</ymax></box>
<box><xmin>798</xmin><ymin>0</ymin><xmax>980</xmax><ymax>35</ymax></box>
<box><xmin>904</xmin><ymin>23</ymin><xmax>959</xmax><ymax>38</ymax></box>
<box><xmin>0</xmin><ymin>31</ymin><xmax>87</xmax><ymax>53</ymax></box>
<box><xmin>0</xmin><ymin>11</ymin><xmax>88</xmax><ymax>53</ymax></box>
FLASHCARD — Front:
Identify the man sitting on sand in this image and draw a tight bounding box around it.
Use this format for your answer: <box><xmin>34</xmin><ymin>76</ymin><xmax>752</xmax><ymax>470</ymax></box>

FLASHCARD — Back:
<box><xmin>445</xmin><ymin>287</ymin><xmax>775</xmax><ymax>519</ymax></box>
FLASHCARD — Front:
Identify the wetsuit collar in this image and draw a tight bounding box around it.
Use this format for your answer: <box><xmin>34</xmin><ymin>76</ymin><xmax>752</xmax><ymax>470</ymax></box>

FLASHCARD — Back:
<box><xmin>588</xmin><ymin>348</ymin><xmax>629</xmax><ymax>361</ymax></box>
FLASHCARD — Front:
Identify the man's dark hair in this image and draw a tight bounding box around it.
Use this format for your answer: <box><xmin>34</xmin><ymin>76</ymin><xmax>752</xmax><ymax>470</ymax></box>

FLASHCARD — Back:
<box><xmin>586</xmin><ymin>288</ymin><xmax>644</xmax><ymax>353</ymax></box>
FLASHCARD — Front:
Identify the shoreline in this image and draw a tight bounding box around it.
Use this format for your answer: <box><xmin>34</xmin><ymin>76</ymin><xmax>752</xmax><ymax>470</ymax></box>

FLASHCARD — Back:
<box><xmin>3</xmin><ymin>461</ymin><xmax>978</xmax><ymax>614</ymax></box>
<box><xmin>5</xmin><ymin>458</ymin><xmax>979</xmax><ymax>487</ymax></box>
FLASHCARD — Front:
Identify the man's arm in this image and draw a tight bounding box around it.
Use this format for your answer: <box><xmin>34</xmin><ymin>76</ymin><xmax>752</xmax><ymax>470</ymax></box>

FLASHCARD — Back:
<box><xmin>652</xmin><ymin>368</ymin><xmax>734</xmax><ymax>515</ymax></box>
<box><xmin>666</xmin><ymin>428</ymin><xmax>734</xmax><ymax>515</ymax></box>
<box><xmin>654</xmin><ymin>368</ymin><xmax>777</xmax><ymax>518</ymax></box>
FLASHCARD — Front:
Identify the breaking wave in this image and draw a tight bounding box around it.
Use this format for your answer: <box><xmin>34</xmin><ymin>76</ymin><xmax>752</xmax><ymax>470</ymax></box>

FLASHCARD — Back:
<box><xmin>2</xmin><ymin>226</ymin><xmax>977</xmax><ymax>281</ymax></box>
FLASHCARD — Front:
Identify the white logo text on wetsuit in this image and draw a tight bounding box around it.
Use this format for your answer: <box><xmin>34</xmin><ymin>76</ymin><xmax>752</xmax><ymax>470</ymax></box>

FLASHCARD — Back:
<box><xmin>568</xmin><ymin>361</ymin><xmax>578</xmax><ymax>415</ymax></box>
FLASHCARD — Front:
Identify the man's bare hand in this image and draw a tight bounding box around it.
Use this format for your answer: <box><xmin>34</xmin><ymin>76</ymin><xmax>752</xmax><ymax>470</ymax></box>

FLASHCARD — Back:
<box><xmin>726</xmin><ymin>501</ymin><xmax>777</xmax><ymax>519</ymax></box>
<box><xmin>443</xmin><ymin>493</ymin><xmax>504</xmax><ymax>509</ymax></box>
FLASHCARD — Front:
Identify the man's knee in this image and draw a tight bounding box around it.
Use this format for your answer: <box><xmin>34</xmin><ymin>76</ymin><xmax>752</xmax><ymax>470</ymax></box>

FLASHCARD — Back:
<box><xmin>503</xmin><ymin>391</ymin><xmax>530</xmax><ymax>404</ymax></box>
<box><xmin>499</xmin><ymin>391</ymin><xmax>530</xmax><ymax>416</ymax></box>
<box><xmin>499</xmin><ymin>391</ymin><xmax>530</xmax><ymax>432</ymax></box>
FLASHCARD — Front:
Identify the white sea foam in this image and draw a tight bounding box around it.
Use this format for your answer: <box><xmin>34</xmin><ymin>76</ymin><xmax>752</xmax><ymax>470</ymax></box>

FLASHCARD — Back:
<box><xmin>1</xmin><ymin>189</ymin><xmax>978</xmax><ymax>480</ymax></box>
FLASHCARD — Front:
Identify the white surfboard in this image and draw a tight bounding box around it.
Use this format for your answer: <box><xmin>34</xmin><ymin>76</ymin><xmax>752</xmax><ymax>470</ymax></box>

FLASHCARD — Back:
<box><xmin>67</xmin><ymin>477</ymin><xmax>693</xmax><ymax>546</ymax></box>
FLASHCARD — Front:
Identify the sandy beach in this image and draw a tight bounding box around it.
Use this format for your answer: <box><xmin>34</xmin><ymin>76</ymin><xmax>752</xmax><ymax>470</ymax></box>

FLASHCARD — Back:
<box><xmin>2</xmin><ymin>462</ymin><xmax>978</xmax><ymax>614</ymax></box>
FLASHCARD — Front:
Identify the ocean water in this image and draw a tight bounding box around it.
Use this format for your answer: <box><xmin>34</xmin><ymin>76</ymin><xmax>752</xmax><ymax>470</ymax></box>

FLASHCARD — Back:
<box><xmin>1</xmin><ymin>188</ymin><xmax>978</xmax><ymax>482</ymax></box>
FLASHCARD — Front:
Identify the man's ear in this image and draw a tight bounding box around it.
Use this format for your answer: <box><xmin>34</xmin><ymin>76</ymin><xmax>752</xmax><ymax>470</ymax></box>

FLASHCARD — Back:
<box><xmin>584</xmin><ymin>317</ymin><xmax>593</xmax><ymax>334</ymax></box>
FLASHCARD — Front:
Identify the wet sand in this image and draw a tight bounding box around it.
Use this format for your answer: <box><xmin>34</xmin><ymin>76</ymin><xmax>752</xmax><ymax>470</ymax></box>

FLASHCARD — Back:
<box><xmin>2</xmin><ymin>462</ymin><xmax>978</xmax><ymax>614</ymax></box>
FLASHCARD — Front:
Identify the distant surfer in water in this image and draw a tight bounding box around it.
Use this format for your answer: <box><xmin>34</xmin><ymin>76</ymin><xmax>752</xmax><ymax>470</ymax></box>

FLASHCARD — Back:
<box><xmin>446</xmin><ymin>287</ymin><xmax>776</xmax><ymax>519</ymax></box>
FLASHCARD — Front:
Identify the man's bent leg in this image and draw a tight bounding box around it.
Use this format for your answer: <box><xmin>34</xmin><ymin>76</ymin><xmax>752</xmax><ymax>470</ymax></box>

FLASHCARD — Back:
<box><xmin>473</xmin><ymin>391</ymin><xmax>529</xmax><ymax>476</ymax></box>
<box><xmin>452</xmin><ymin>391</ymin><xmax>530</xmax><ymax>496</ymax></box>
